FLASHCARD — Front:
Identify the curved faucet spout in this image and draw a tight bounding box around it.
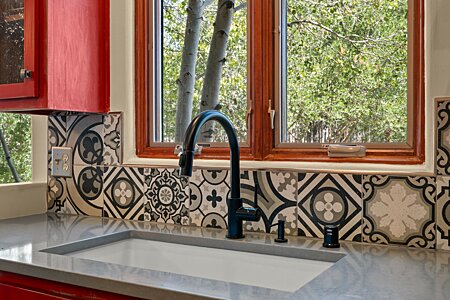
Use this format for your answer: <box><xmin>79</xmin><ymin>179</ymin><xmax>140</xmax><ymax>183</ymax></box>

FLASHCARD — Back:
<box><xmin>178</xmin><ymin>110</ymin><xmax>240</xmax><ymax>199</ymax></box>
<box><xmin>178</xmin><ymin>110</ymin><xmax>259</xmax><ymax>239</ymax></box>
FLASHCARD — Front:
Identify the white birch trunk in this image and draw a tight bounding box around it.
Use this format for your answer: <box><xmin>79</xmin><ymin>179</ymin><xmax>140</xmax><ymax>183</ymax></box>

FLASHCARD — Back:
<box><xmin>199</xmin><ymin>0</ymin><xmax>236</xmax><ymax>141</ymax></box>
<box><xmin>174</xmin><ymin>0</ymin><xmax>208</xmax><ymax>142</ymax></box>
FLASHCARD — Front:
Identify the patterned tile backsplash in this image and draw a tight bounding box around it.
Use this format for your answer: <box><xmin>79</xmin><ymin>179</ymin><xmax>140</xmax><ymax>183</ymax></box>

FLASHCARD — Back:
<box><xmin>45</xmin><ymin>99</ymin><xmax>450</xmax><ymax>250</ymax></box>
<box><xmin>362</xmin><ymin>176</ymin><xmax>436</xmax><ymax>249</ymax></box>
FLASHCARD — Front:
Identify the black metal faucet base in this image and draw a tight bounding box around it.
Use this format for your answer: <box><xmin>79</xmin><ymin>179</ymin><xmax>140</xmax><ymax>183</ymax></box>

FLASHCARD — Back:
<box><xmin>226</xmin><ymin>234</ymin><xmax>245</xmax><ymax>239</ymax></box>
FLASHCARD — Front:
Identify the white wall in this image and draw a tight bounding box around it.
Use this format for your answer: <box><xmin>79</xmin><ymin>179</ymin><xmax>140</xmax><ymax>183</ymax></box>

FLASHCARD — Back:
<box><xmin>113</xmin><ymin>0</ymin><xmax>448</xmax><ymax>174</ymax></box>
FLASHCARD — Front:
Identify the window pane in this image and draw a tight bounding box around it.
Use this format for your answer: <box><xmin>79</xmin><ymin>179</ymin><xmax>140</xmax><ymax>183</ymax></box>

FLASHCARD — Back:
<box><xmin>159</xmin><ymin>0</ymin><xmax>248</xmax><ymax>143</ymax></box>
<box><xmin>0</xmin><ymin>113</ymin><xmax>31</xmax><ymax>183</ymax></box>
<box><xmin>0</xmin><ymin>0</ymin><xmax>25</xmax><ymax>85</ymax></box>
<box><xmin>282</xmin><ymin>0</ymin><xmax>408</xmax><ymax>144</ymax></box>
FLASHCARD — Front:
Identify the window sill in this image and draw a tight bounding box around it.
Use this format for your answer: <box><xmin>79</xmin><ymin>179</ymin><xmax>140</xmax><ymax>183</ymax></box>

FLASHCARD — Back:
<box><xmin>0</xmin><ymin>181</ymin><xmax>46</xmax><ymax>192</ymax></box>
<box><xmin>123</xmin><ymin>155</ymin><xmax>434</xmax><ymax>175</ymax></box>
<box><xmin>0</xmin><ymin>182</ymin><xmax>47</xmax><ymax>220</ymax></box>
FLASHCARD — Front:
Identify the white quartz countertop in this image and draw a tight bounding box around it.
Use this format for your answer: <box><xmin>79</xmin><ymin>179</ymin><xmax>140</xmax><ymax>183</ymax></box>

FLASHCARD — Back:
<box><xmin>0</xmin><ymin>213</ymin><xmax>447</xmax><ymax>299</ymax></box>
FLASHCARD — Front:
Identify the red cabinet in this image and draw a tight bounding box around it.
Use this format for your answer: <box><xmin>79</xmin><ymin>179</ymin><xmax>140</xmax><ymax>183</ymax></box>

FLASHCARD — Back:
<box><xmin>0</xmin><ymin>271</ymin><xmax>141</xmax><ymax>299</ymax></box>
<box><xmin>0</xmin><ymin>0</ymin><xmax>110</xmax><ymax>113</ymax></box>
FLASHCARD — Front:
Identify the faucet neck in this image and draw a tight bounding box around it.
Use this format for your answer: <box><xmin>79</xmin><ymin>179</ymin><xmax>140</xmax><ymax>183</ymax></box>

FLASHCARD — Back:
<box><xmin>181</xmin><ymin>111</ymin><xmax>241</xmax><ymax>199</ymax></box>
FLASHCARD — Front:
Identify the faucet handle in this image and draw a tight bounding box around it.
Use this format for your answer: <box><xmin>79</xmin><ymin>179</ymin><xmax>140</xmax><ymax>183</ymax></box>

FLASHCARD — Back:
<box><xmin>270</xmin><ymin>220</ymin><xmax>288</xmax><ymax>243</ymax></box>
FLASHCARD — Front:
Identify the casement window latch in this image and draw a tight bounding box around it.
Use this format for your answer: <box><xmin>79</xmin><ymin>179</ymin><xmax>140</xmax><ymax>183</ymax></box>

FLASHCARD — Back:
<box><xmin>268</xmin><ymin>99</ymin><xmax>276</xmax><ymax>129</ymax></box>
<box><xmin>323</xmin><ymin>144</ymin><xmax>366</xmax><ymax>158</ymax></box>
<box><xmin>174</xmin><ymin>144</ymin><xmax>206</xmax><ymax>156</ymax></box>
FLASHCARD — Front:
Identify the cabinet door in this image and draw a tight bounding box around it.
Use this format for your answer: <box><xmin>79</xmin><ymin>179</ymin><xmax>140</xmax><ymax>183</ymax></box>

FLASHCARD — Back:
<box><xmin>0</xmin><ymin>0</ymin><xmax>38</xmax><ymax>99</ymax></box>
<box><xmin>0</xmin><ymin>283</ymin><xmax>68</xmax><ymax>299</ymax></box>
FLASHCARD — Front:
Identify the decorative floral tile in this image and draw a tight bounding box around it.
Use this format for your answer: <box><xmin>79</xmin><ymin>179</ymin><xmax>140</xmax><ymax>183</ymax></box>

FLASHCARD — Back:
<box><xmin>103</xmin><ymin>113</ymin><xmax>122</xmax><ymax>166</ymax></box>
<box><xmin>103</xmin><ymin>167</ymin><xmax>145</xmax><ymax>220</ymax></box>
<box><xmin>143</xmin><ymin>168</ymin><xmax>190</xmax><ymax>225</ymax></box>
<box><xmin>47</xmin><ymin>165</ymin><xmax>103</xmax><ymax>216</ymax></box>
<box><xmin>437</xmin><ymin>100</ymin><xmax>450</xmax><ymax>175</ymax></box>
<box><xmin>189</xmin><ymin>169</ymin><xmax>230</xmax><ymax>229</ymax></box>
<box><xmin>362</xmin><ymin>175</ymin><xmax>436</xmax><ymax>248</ymax></box>
<box><xmin>66</xmin><ymin>114</ymin><xmax>104</xmax><ymax>166</ymax></box>
<box><xmin>240</xmin><ymin>171</ymin><xmax>298</xmax><ymax>235</ymax></box>
<box><xmin>437</xmin><ymin>176</ymin><xmax>450</xmax><ymax>250</ymax></box>
<box><xmin>47</xmin><ymin>175</ymin><xmax>68</xmax><ymax>213</ymax></box>
<box><xmin>297</xmin><ymin>173</ymin><xmax>362</xmax><ymax>241</ymax></box>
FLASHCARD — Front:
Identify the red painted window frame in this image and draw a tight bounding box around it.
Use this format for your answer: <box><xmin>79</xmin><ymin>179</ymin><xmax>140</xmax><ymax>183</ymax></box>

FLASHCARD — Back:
<box><xmin>0</xmin><ymin>0</ymin><xmax>39</xmax><ymax>100</ymax></box>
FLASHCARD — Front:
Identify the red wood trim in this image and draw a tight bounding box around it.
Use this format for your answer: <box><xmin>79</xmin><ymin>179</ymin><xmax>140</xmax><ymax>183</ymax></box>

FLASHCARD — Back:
<box><xmin>262</xmin><ymin>0</ymin><xmax>425</xmax><ymax>165</ymax></box>
<box><xmin>135</xmin><ymin>0</ymin><xmax>149</xmax><ymax>156</ymax></box>
<box><xmin>0</xmin><ymin>271</ymin><xmax>141</xmax><ymax>300</ymax></box>
<box><xmin>0</xmin><ymin>0</ymin><xmax>39</xmax><ymax>99</ymax></box>
<box><xmin>135</xmin><ymin>0</ymin><xmax>259</xmax><ymax>161</ymax></box>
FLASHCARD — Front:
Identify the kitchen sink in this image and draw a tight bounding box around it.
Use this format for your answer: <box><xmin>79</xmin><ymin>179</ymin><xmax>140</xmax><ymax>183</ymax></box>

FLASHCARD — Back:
<box><xmin>41</xmin><ymin>230</ymin><xmax>343</xmax><ymax>293</ymax></box>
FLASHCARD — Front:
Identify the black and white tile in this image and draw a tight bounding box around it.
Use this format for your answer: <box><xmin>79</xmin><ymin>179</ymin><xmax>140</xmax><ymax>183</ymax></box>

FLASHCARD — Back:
<box><xmin>241</xmin><ymin>171</ymin><xmax>298</xmax><ymax>235</ymax></box>
<box><xmin>47</xmin><ymin>175</ymin><xmax>68</xmax><ymax>214</ymax></box>
<box><xmin>48</xmin><ymin>165</ymin><xmax>104</xmax><ymax>216</ymax></box>
<box><xmin>66</xmin><ymin>114</ymin><xmax>104</xmax><ymax>166</ymax></box>
<box><xmin>189</xmin><ymin>169</ymin><xmax>229</xmax><ymax>229</ymax></box>
<box><xmin>143</xmin><ymin>168</ymin><xmax>190</xmax><ymax>225</ymax></box>
<box><xmin>103</xmin><ymin>167</ymin><xmax>145</xmax><ymax>220</ymax></box>
<box><xmin>297</xmin><ymin>173</ymin><xmax>362</xmax><ymax>241</ymax></box>
<box><xmin>103</xmin><ymin>113</ymin><xmax>122</xmax><ymax>166</ymax></box>
<box><xmin>48</xmin><ymin>116</ymin><xmax>67</xmax><ymax>155</ymax></box>
<box><xmin>362</xmin><ymin>175</ymin><xmax>436</xmax><ymax>248</ymax></box>
<box><xmin>437</xmin><ymin>176</ymin><xmax>450</xmax><ymax>250</ymax></box>
<box><xmin>437</xmin><ymin>100</ymin><xmax>450</xmax><ymax>175</ymax></box>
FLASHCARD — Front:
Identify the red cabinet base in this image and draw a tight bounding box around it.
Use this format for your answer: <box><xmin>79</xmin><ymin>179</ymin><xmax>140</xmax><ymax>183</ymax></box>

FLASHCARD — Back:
<box><xmin>0</xmin><ymin>271</ymin><xmax>141</xmax><ymax>300</ymax></box>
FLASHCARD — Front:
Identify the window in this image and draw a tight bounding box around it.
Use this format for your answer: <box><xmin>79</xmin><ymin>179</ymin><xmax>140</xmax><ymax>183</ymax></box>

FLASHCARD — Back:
<box><xmin>136</xmin><ymin>0</ymin><xmax>424</xmax><ymax>164</ymax></box>
<box><xmin>0</xmin><ymin>113</ymin><xmax>31</xmax><ymax>183</ymax></box>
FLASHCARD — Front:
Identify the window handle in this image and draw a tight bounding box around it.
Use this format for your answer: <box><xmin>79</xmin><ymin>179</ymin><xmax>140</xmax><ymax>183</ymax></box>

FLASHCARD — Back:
<box><xmin>325</xmin><ymin>144</ymin><xmax>366</xmax><ymax>157</ymax></box>
<box><xmin>268</xmin><ymin>99</ymin><xmax>275</xmax><ymax>129</ymax></box>
<box><xmin>174</xmin><ymin>144</ymin><xmax>204</xmax><ymax>156</ymax></box>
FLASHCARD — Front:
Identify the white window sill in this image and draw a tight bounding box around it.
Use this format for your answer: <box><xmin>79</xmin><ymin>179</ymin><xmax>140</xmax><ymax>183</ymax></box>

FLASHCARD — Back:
<box><xmin>122</xmin><ymin>155</ymin><xmax>435</xmax><ymax>176</ymax></box>
<box><xmin>0</xmin><ymin>182</ymin><xmax>47</xmax><ymax>220</ymax></box>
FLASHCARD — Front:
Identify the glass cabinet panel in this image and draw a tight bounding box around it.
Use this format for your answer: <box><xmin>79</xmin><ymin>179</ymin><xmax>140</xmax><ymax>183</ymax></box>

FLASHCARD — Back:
<box><xmin>0</xmin><ymin>0</ymin><xmax>25</xmax><ymax>85</ymax></box>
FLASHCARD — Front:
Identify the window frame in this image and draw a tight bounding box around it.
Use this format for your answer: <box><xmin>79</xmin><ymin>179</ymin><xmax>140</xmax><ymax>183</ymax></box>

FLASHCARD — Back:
<box><xmin>135</xmin><ymin>0</ymin><xmax>425</xmax><ymax>165</ymax></box>
<box><xmin>0</xmin><ymin>115</ymin><xmax>47</xmax><ymax>220</ymax></box>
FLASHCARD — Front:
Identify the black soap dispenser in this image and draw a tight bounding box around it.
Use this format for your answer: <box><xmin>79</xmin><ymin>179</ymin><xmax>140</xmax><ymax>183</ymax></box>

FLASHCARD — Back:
<box><xmin>323</xmin><ymin>225</ymin><xmax>340</xmax><ymax>248</ymax></box>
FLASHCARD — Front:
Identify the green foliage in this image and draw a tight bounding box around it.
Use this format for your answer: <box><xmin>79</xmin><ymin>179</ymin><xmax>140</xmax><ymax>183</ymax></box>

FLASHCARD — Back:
<box><xmin>0</xmin><ymin>113</ymin><xmax>32</xmax><ymax>184</ymax></box>
<box><xmin>285</xmin><ymin>0</ymin><xmax>408</xmax><ymax>143</ymax></box>
<box><xmin>161</xmin><ymin>0</ymin><xmax>408</xmax><ymax>144</ymax></box>
<box><xmin>162</xmin><ymin>0</ymin><xmax>248</xmax><ymax>142</ymax></box>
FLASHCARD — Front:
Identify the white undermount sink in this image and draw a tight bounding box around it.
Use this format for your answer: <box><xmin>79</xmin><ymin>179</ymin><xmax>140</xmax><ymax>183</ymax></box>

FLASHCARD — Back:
<box><xmin>42</xmin><ymin>231</ymin><xmax>342</xmax><ymax>293</ymax></box>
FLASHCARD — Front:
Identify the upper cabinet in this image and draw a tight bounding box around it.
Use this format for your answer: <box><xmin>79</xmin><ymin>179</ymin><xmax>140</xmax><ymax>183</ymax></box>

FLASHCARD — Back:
<box><xmin>0</xmin><ymin>0</ymin><xmax>110</xmax><ymax>114</ymax></box>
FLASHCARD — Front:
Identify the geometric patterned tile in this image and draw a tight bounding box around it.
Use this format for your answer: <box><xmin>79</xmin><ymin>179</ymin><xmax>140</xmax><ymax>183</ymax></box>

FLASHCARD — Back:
<box><xmin>103</xmin><ymin>167</ymin><xmax>145</xmax><ymax>220</ymax></box>
<box><xmin>103</xmin><ymin>113</ymin><xmax>122</xmax><ymax>166</ymax></box>
<box><xmin>297</xmin><ymin>173</ymin><xmax>362</xmax><ymax>241</ymax></box>
<box><xmin>362</xmin><ymin>175</ymin><xmax>436</xmax><ymax>249</ymax></box>
<box><xmin>47</xmin><ymin>165</ymin><xmax>103</xmax><ymax>216</ymax></box>
<box><xmin>66</xmin><ymin>114</ymin><xmax>104</xmax><ymax>166</ymax></box>
<box><xmin>241</xmin><ymin>171</ymin><xmax>297</xmax><ymax>235</ymax></box>
<box><xmin>189</xmin><ymin>169</ymin><xmax>230</xmax><ymax>229</ymax></box>
<box><xmin>143</xmin><ymin>168</ymin><xmax>190</xmax><ymax>225</ymax></box>
<box><xmin>437</xmin><ymin>100</ymin><xmax>450</xmax><ymax>175</ymax></box>
<box><xmin>47</xmin><ymin>175</ymin><xmax>68</xmax><ymax>213</ymax></box>
<box><xmin>48</xmin><ymin>115</ymin><xmax>67</xmax><ymax>161</ymax></box>
<box><xmin>437</xmin><ymin>176</ymin><xmax>450</xmax><ymax>250</ymax></box>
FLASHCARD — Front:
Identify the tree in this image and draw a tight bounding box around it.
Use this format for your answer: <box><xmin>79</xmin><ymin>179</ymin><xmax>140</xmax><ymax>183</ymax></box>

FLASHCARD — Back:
<box><xmin>162</xmin><ymin>0</ymin><xmax>408</xmax><ymax>145</ymax></box>
<box><xmin>198</xmin><ymin>0</ymin><xmax>236</xmax><ymax>142</ymax></box>
<box><xmin>174</xmin><ymin>0</ymin><xmax>211</xmax><ymax>142</ymax></box>
<box><xmin>0</xmin><ymin>113</ymin><xmax>31</xmax><ymax>184</ymax></box>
